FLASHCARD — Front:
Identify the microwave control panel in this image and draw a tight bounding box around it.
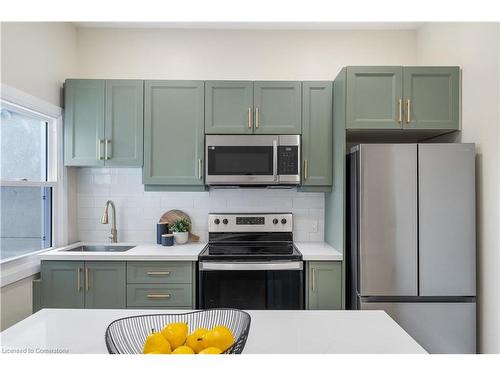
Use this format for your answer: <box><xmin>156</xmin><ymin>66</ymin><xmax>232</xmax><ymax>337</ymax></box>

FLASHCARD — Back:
<box><xmin>278</xmin><ymin>146</ymin><xmax>299</xmax><ymax>175</ymax></box>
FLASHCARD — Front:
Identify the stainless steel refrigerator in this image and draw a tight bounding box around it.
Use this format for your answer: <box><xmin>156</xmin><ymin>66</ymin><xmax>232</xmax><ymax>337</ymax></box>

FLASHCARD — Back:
<box><xmin>347</xmin><ymin>143</ymin><xmax>476</xmax><ymax>354</ymax></box>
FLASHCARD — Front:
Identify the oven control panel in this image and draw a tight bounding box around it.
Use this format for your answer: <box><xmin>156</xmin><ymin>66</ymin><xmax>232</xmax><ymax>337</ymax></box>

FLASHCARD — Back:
<box><xmin>209</xmin><ymin>213</ymin><xmax>293</xmax><ymax>233</ymax></box>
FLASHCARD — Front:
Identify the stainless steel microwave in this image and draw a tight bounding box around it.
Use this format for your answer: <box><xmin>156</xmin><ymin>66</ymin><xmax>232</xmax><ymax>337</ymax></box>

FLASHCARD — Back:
<box><xmin>205</xmin><ymin>135</ymin><xmax>301</xmax><ymax>186</ymax></box>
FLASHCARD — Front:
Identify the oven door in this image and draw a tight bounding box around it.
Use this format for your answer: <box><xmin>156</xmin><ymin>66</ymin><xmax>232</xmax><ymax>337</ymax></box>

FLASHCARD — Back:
<box><xmin>205</xmin><ymin>135</ymin><xmax>278</xmax><ymax>185</ymax></box>
<box><xmin>198</xmin><ymin>261</ymin><xmax>304</xmax><ymax>310</ymax></box>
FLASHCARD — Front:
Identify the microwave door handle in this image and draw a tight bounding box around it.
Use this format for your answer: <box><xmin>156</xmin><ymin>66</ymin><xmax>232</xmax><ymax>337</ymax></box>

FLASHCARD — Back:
<box><xmin>273</xmin><ymin>139</ymin><xmax>278</xmax><ymax>182</ymax></box>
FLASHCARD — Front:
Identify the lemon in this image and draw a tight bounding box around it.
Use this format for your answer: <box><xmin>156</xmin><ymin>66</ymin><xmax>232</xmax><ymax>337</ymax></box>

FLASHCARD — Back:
<box><xmin>143</xmin><ymin>332</ymin><xmax>172</xmax><ymax>354</ymax></box>
<box><xmin>200</xmin><ymin>326</ymin><xmax>234</xmax><ymax>352</ymax></box>
<box><xmin>185</xmin><ymin>327</ymin><xmax>209</xmax><ymax>353</ymax></box>
<box><xmin>198</xmin><ymin>347</ymin><xmax>222</xmax><ymax>354</ymax></box>
<box><xmin>161</xmin><ymin>322</ymin><xmax>189</xmax><ymax>350</ymax></box>
<box><xmin>172</xmin><ymin>345</ymin><xmax>195</xmax><ymax>354</ymax></box>
<box><xmin>145</xmin><ymin>351</ymin><xmax>163</xmax><ymax>355</ymax></box>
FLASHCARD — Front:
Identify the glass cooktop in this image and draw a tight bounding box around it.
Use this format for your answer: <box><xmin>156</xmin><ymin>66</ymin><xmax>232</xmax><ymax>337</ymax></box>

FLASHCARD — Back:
<box><xmin>199</xmin><ymin>242</ymin><xmax>302</xmax><ymax>261</ymax></box>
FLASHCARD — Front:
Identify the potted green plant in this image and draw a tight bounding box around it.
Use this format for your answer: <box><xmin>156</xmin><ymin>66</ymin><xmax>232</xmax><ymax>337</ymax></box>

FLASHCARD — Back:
<box><xmin>169</xmin><ymin>218</ymin><xmax>190</xmax><ymax>244</ymax></box>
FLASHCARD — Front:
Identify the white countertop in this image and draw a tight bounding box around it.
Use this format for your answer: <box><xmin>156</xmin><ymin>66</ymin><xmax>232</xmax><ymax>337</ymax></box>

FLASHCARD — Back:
<box><xmin>0</xmin><ymin>308</ymin><xmax>425</xmax><ymax>354</ymax></box>
<box><xmin>39</xmin><ymin>242</ymin><xmax>341</xmax><ymax>262</ymax></box>
<box><xmin>39</xmin><ymin>242</ymin><xmax>206</xmax><ymax>261</ymax></box>
<box><xmin>294</xmin><ymin>242</ymin><xmax>343</xmax><ymax>261</ymax></box>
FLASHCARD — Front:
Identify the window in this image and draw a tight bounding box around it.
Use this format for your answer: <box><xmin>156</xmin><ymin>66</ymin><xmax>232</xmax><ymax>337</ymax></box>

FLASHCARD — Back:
<box><xmin>0</xmin><ymin>101</ymin><xmax>58</xmax><ymax>261</ymax></box>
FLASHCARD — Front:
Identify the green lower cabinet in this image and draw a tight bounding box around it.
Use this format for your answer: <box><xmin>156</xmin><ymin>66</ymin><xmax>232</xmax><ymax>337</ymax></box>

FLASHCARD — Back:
<box><xmin>84</xmin><ymin>261</ymin><xmax>126</xmax><ymax>309</ymax></box>
<box><xmin>126</xmin><ymin>261</ymin><xmax>195</xmax><ymax>309</ymax></box>
<box><xmin>41</xmin><ymin>261</ymin><xmax>126</xmax><ymax>309</ymax></box>
<box><xmin>143</xmin><ymin>80</ymin><xmax>205</xmax><ymax>185</ymax></box>
<box><xmin>403</xmin><ymin>67</ymin><xmax>459</xmax><ymax>130</ymax></box>
<box><xmin>41</xmin><ymin>261</ymin><xmax>85</xmax><ymax>308</ymax></box>
<box><xmin>302</xmin><ymin>82</ymin><xmax>333</xmax><ymax>186</ymax></box>
<box><xmin>306</xmin><ymin>261</ymin><xmax>342</xmax><ymax>310</ymax></box>
<box><xmin>126</xmin><ymin>284</ymin><xmax>193</xmax><ymax>308</ymax></box>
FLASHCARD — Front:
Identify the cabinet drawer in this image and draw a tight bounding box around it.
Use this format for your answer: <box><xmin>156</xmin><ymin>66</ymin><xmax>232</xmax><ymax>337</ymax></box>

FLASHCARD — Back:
<box><xmin>127</xmin><ymin>284</ymin><xmax>193</xmax><ymax>308</ymax></box>
<box><xmin>127</xmin><ymin>262</ymin><xmax>192</xmax><ymax>284</ymax></box>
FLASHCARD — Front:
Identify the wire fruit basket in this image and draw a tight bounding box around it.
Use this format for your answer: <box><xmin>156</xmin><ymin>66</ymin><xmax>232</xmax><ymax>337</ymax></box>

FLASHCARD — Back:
<box><xmin>105</xmin><ymin>308</ymin><xmax>251</xmax><ymax>354</ymax></box>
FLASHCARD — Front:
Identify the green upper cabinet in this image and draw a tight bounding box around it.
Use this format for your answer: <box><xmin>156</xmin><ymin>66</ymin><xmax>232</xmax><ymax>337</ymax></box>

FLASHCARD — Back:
<box><xmin>345</xmin><ymin>66</ymin><xmax>460</xmax><ymax>132</ymax></box>
<box><xmin>41</xmin><ymin>261</ymin><xmax>85</xmax><ymax>308</ymax></box>
<box><xmin>302</xmin><ymin>82</ymin><xmax>333</xmax><ymax>186</ymax></box>
<box><xmin>64</xmin><ymin>80</ymin><xmax>105</xmax><ymax>166</ymax></box>
<box><xmin>403</xmin><ymin>67</ymin><xmax>459</xmax><ymax>130</ymax></box>
<box><xmin>205</xmin><ymin>81</ymin><xmax>254</xmax><ymax>134</ymax></box>
<box><xmin>143</xmin><ymin>81</ymin><xmax>205</xmax><ymax>185</ymax></box>
<box><xmin>104</xmin><ymin>80</ymin><xmax>144</xmax><ymax>166</ymax></box>
<box><xmin>64</xmin><ymin>79</ymin><xmax>144</xmax><ymax>167</ymax></box>
<box><xmin>346</xmin><ymin>67</ymin><xmax>403</xmax><ymax>130</ymax></box>
<box><xmin>84</xmin><ymin>261</ymin><xmax>126</xmax><ymax>309</ymax></box>
<box><xmin>253</xmin><ymin>81</ymin><xmax>302</xmax><ymax>134</ymax></box>
<box><xmin>307</xmin><ymin>261</ymin><xmax>342</xmax><ymax>310</ymax></box>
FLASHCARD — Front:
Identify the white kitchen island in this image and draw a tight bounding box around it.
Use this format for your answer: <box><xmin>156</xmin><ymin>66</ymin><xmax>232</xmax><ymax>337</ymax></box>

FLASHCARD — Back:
<box><xmin>1</xmin><ymin>309</ymin><xmax>425</xmax><ymax>354</ymax></box>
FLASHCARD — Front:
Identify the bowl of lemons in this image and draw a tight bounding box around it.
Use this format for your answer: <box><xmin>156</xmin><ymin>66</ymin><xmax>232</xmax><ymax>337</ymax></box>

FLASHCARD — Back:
<box><xmin>105</xmin><ymin>309</ymin><xmax>251</xmax><ymax>354</ymax></box>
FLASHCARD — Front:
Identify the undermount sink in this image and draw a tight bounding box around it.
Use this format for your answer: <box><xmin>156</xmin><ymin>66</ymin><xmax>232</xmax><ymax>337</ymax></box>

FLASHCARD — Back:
<box><xmin>64</xmin><ymin>245</ymin><xmax>136</xmax><ymax>252</ymax></box>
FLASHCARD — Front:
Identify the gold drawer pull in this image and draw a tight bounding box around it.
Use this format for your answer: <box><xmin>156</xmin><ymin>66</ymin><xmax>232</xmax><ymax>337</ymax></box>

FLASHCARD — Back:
<box><xmin>146</xmin><ymin>271</ymin><xmax>170</xmax><ymax>276</ymax></box>
<box><xmin>147</xmin><ymin>294</ymin><xmax>171</xmax><ymax>299</ymax></box>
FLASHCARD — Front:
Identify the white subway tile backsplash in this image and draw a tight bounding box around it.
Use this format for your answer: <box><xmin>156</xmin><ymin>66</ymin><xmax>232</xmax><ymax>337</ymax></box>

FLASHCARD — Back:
<box><xmin>76</xmin><ymin>168</ymin><xmax>325</xmax><ymax>243</ymax></box>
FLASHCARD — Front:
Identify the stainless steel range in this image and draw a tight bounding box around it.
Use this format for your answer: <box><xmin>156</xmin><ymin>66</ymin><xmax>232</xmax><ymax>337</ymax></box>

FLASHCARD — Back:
<box><xmin>198</xmin><ymin>213</ymin><xmax>304</xmax><ymax>310</ymax></box>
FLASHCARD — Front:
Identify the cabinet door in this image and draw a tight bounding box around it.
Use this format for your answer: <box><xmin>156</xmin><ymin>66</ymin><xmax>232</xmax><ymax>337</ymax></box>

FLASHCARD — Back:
<box><xmin>403</xmin><ymin>67</ymin><xmax>460</xmax><ymax>130</ymax></box>
<box><xmin>41</xmin><ymin>261</ymin><xmax>85</xmax><ymax>308</ymax></box>
<box><xmin>307</xmin><ymin>261</ymin><xmax>342</xmax><ymax>309</ymax></box>
<box><xmin>205</xmin><ymin>81</ymin><xmax>254</xmax><ymax>134</ymax></box>
<box><xmin>104</xmin><ymin>80</ymin><xmax>144</xmax><ymax>166</ymax></box>
<box><xmin>253</xmin><ymin>81</ymin><xmax>302</xmax><ymax>134</ymax></box>
<box><xmin>64</xmin><ymin>80</ymin><xmax>105</xmax><ymax>166</ymax></box>
<box><xmin>346</xmin><ymin>67</ymin><xmax>403</xmax><ymax>129</ymax></box>
<box><xmin>84</xmin><ymin>261</ymin><xmax>126</xmax><ymax>308</ymax></box>
<box><xmin>302</xmin><ymin>82</ymin><xmax>333</xmax><ymax>186</ymax></box>
<box><xmin>143</xmin><ymin>81</ymin><xmax>205</xmax><ymax>185</ymax></box>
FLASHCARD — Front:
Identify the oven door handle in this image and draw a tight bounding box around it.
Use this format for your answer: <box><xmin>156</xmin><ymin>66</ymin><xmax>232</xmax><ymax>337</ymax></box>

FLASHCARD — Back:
<box><xmin>272</xmin><ymin>139</ymin><xmax>278</xmax><ymax>182</ymax></box>
<box><xmin>199</xmin><ymin>261</ymin><xmax>303</xmax><ymax>271</ymax></box>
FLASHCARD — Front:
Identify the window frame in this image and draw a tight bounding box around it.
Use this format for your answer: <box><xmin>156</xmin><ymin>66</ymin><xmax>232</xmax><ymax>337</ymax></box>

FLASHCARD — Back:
<box><xmin>0</xmin><ymin>85</ymin><xmax>65</xmax><ymax>285</ymax></box>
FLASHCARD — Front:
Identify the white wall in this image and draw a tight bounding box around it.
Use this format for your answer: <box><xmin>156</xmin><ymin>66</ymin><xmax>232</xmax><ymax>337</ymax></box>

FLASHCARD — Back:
<box><xmin>417</xmin><ymin>23</ymin><xmax>500</xmax><ymax>354</ymax></box>
<box><xmin>0</xmin><ymin>22</ymin><xmax>77</xmax><ymax>106</ymax></box>
<box><xmin>76</xmin><ymin>168</ymin><xmax>325</xmax><ymax>243</ymax></box>
<box><xmin>75</xmin><ymin>28</ymin><xmax>417</xmax><ymax>79</ymax></box>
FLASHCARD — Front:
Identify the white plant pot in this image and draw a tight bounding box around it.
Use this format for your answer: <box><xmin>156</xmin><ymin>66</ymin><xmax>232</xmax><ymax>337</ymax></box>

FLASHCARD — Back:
<box><xmin>173</xmin><ymin>231</ymin><xmax>189</xmax><ymax>244</ymax></box>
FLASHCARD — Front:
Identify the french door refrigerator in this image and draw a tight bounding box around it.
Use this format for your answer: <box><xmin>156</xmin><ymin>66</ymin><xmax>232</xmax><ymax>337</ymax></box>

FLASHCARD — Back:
<box><xmin>347</xmin><ymin>143</ymin><xmax>476</xmax><ymax>354</ymax></box>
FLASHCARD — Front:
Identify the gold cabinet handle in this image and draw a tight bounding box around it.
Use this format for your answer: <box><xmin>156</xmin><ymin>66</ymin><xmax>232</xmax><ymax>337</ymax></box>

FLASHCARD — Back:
<box><xmin>398</xmin><ymin>99</ymin><xmax>403</xmax><ymax>124</ymax></box>
<box><xmin>198</xmin><ymin>159</ymin><xmax>203</xmax><ymax>180</ymax></box>
<box><xmin>147</xmin><ymin>294</ymin><xmax>171</xmax><ymax>299</ymax></box>
<box><xmin>77</xmin><ymin>268</ymin><xmax>81</xmax><ymax>291</ymax></box>
<box><xmin>147</xmin><ymin>271</ymin><xmax>171</xmax><ymax>276</ymax></box>
<box><xmin>97</xmin><ymin>139</ymin><xmax>104</xmax><ymax>160</ymax></box>
<box><xmin>312</xmin><ymin>267</ymin><xmax>316</xmax><ymax>292</ymax></box>
<box><xmin>255</xmin><ymin>107</ymin><xmax>260</xmax><ymax>128</ymax></box>
<box><xmin>303</xmin><ymin>160</ymin><xmax>309</xmax><ymax>180</ymax></box>
<box><xmin>247</xmin><ymin>107</ymin><xmax>252</xmax><ymax>129</ymax></box>
<box><xmin>85</xmin><ymin>268</ymin><xmax>90</xmax><ymax>292</ymax></box>
<box><xmin>406</xmin><ymin>99</ymin><xmax>412</xmax><ymax>124</ymax></box>
<box><xmin>105</xmin><ymin>139</ymin><xmax>111</xmax><ymax>160</ymax></box>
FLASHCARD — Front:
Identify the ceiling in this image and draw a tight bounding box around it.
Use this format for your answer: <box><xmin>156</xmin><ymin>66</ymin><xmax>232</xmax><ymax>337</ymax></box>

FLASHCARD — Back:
<box><xmin>73</xmin><ymin>22</ymin><xmax>424</xmax><ymax>30</ymax></box>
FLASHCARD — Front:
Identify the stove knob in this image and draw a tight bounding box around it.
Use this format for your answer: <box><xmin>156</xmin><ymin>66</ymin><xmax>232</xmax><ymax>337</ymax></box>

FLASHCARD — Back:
<box><xmin>281</xmin><ymin>218</ymin><xmax>287</xmax><ymax>224</ymax></box>
<box><xmin>222</xmin><ymin>219</ymin><xmax>229</xmax><ymax>225</ymax></box>
<box><xmin>214</xmin><ymin>218</ymin><xmax>220</xmax><ymax>225</ymax></box>
<box><xmin>273</xmin><ymin>218</ymin><xmax>279</xmax><ymax>225</ymax></box>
